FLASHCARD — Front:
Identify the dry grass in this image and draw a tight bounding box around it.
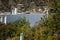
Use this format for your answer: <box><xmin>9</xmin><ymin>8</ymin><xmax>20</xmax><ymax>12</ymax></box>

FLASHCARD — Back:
<box><xmin>6</xmin><ymin>36</ymin><xmax>19</xmax><ymax>40</ymax></box>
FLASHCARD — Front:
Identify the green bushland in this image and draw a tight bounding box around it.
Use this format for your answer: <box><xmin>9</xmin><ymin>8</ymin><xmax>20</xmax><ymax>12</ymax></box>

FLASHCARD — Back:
<box><xmin>0</xmin><ymin>13</ymin><xmax>60</xmax><ymax>40</ymax></box>
<box><xmin>0</xmin><ymin>0</ymin><xmax>60</xmax><ymax>40</ymax></box>
<box><xmin>0</xmin><ymin>17</ymin><xmax>30</xmax><ymax>40</ymax></box>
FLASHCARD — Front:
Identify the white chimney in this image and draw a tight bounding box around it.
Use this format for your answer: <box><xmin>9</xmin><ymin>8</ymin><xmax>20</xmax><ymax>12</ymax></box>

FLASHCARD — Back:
<box><xmin>12</xmin><ymin>9</ymin><xmax>14</xmax><ymax>15</ymax></box>
<box><xmin>12</xmin><ymin>8</ymin><xmax>18</xmax><ymax>15</ymax></box>
<box><xmin>14</xmin><ymin>8</ymin><xmax>18</xmax><ymax>14</ymax></box>
<box><xmin>4</xmin><ymin>16</ymin><xmax>7</xmax><ymax>24</ymax></box>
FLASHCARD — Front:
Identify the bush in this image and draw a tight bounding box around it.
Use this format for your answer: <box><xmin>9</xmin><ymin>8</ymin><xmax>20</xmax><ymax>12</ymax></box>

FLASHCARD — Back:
<box><xmin>0</xmin><ymin>14</ymin><xmax>60</xmax><ymax>40</ymax></box>
<box><xmin>0</xmin><ymin>18</ymin><xmax>30</xmax><ymax>40</ymax></box>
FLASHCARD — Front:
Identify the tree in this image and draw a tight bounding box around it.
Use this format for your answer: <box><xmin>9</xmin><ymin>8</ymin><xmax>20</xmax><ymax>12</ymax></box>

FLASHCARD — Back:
<box><xmin>0</xmin><ymin>17</ymin><xmax>30</xmax><ymax>40</ymax></box>
<box><xmin>47</xmin><ymin>0</ymin><xmax>60</xmax><ymax>13</ymax></box>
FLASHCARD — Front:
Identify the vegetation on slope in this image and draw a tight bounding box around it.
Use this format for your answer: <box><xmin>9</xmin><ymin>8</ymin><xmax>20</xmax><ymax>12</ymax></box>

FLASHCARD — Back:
<box><xmin>0</xmin><ymin>18</ymin><xmax>30</xmax><ymax>40</ymax></box>
<box><xmin>0</xmin><ymin>0</ymin><xmax>60</xmax><ymax>40</ymax></box>
<box><xmin>0</xmin><ymin>13</ymin><xmax>60</xmax><ymax>40</ymax></box>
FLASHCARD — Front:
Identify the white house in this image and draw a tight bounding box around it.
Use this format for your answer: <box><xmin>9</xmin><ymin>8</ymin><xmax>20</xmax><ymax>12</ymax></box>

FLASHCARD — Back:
<box><xmin>0</xmin><ymin>8</ymin><xmax>48</xmax><ymax>26</ymax></box>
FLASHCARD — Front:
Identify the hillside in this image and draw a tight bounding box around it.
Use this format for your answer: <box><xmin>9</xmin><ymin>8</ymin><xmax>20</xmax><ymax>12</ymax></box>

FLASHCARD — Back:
<box><xmin>0</xmin><ymin>0</ymin><xmax>48</xmax><ymax>12</ymax></box>
<box><xmin>0</xmin><ymin>0</ymin><xmax>60</xmax><ymax>13</ymax></box>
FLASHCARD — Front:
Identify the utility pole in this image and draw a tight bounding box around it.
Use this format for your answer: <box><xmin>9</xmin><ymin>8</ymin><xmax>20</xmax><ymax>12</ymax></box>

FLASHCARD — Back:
<box><xmin>20</xmin><ymin>33</ymin><xmax>24</xmax><ymax>40</ymax></box>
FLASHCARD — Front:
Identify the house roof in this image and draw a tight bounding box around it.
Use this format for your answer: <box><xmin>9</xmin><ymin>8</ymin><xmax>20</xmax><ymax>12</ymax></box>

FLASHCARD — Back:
<box><xmin>6</xmin><ymin>13</ymin><xmax>44</xmax><ymax>26</ymax></box>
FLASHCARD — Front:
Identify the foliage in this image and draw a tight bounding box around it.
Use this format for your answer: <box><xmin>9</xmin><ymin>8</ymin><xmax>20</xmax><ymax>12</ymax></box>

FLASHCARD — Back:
<box><xmin>1</xmin><ymin>0</ymin><xmax>47</xmax><ymax>12</ymax></box>
<box><xmin>36</xmin><ymin>13</ymin><xmax>60</xmax><ymax>40</ymax></box>
<box><xmin>47</xmin><ymin>0</ymin><xmax>60</xmax><ymax>13</ymax></box>
<box><xmin>0</xmin><ymin>14</ymin><xmax>60</xmax><ymax>40</ymax></box>
<box><xmin>0</xmin><ymin>18</ymin><xmax>30</xmax><ymax>40</ymax></box>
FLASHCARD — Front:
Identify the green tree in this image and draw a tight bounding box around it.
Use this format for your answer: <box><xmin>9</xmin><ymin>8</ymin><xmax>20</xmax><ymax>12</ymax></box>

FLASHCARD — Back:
<box><xmin>0</xmin><ymin>17</ymin><xmax>30</xmax><ymax>40</ymax></box>
<box><xmin>47</xmin><ymin>0</ymin><xmax>60</xmax><ymax>13</ymax></box>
